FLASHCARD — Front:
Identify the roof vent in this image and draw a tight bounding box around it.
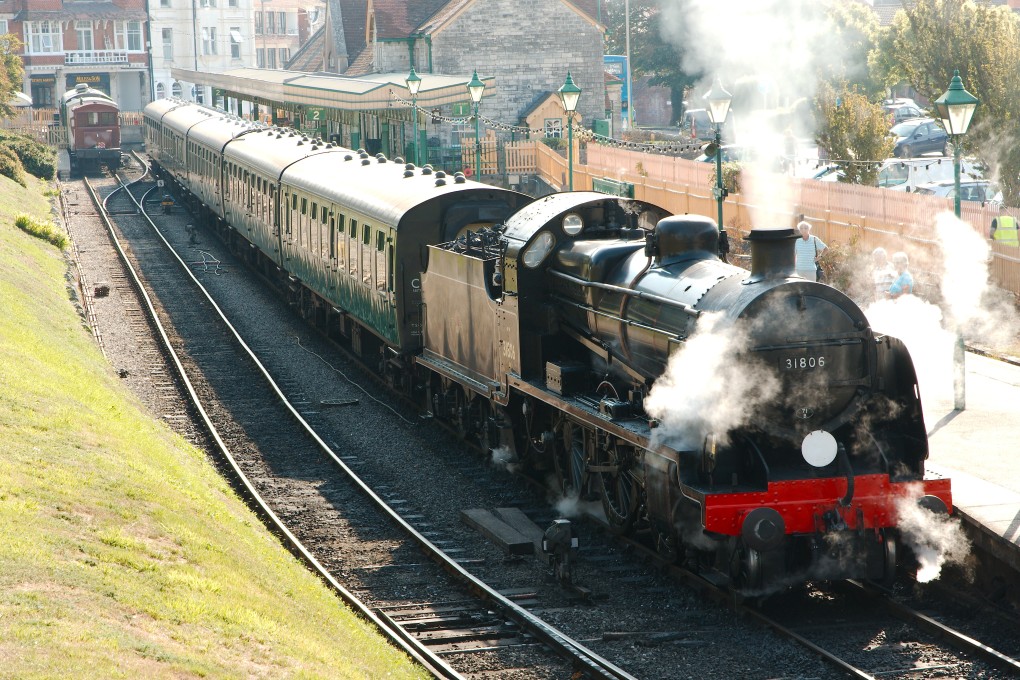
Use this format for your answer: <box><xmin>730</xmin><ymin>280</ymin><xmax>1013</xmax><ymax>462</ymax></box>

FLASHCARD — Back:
<box><xmin>405</xmin><ymin>163</ymin><xmax>416</xmax><ymax>171</ymax></box>
<box><xmin>377</xmin><ymin>156</ymin><xmax>387</xmax><ymax>163</ymax></box>
<box><xmin>344</xmin><ymin>154</ymin><xmax>353</xmax><ymax>161</ymax></box>
<box><xmin>361</xmin><ymin>158</ymin><xmax>371</xmax><ymax>165</ymax></box>
<box><xmin>403</xmin><ymin>170</ymin><xmax>415</xmax><ymax>178</ymax></box>
<box><xmin>435</xmin><ymin>170</ymin><xmax>447</xmax><ymax>179</ymax></box>
<box><xmin>393</xmin><ymin>156</ymin><xmax>405</xmax><ymax>164</ymax></box>
<box><xmin>435</xmin><ymin>178</ymin><xmax>447</xmax><ymax>187</ymax></box>
<box><xmin>356</xmin><ymin>148</ymin><xmax>366</xmax><ymax>154</ymax></box>
<box><xmin>359</xmin><ymin>151</ymin><xmax>369</xmax><ymax>159</ymax></box>
<box><xmin>454</xmin><ymin>174</ymin><xmax>466</xmax><ymax>184</ymax></box>
<box><xmin>421</xmin><ymin>165</ymin><xmax>434</xmax><ymax>175</ymax></box>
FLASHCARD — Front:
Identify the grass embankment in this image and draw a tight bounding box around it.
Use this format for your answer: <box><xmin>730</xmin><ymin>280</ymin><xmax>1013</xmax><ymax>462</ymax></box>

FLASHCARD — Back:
<box><xmin>0</xmin><ymin>175</ymin><xmax>427</xmax><ymax>679</ymax></box>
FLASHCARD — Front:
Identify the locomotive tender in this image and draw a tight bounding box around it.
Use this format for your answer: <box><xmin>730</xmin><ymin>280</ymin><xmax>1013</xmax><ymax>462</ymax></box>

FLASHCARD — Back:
<box><xmin>60</xmin><ymin>84</ymin><xmax>122</xmax><ymax>173</ymax></box>
<box><xmin>144</xmin><ymin>99</ymin><xmax>951</xmax><ymax>591</ymax></box>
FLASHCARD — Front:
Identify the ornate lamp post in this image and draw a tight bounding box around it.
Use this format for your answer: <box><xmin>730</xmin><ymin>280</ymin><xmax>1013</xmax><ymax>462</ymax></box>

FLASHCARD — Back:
<box><xmin>934</xmin><ymin>69</ymin><xmax>979</xmax><ymax>411</ymax></box>
<box><xmin>405</xmin><ymin>66</ymin><xmax>422</xmax><ymax>166</ymax></box>
<box><xmin>467</xmin><ymin>70</ymin><xmax>485</xmax><ymax>179</ymax></box>
<box><xmin>704</xmin><ymin>77</ymin><xmax>732</xmax><ymax>257</ymax></box>
<box><xmin>558</xmin><ymin>72</ymin><xmax>581</xmax><ymax>191</ymax></box>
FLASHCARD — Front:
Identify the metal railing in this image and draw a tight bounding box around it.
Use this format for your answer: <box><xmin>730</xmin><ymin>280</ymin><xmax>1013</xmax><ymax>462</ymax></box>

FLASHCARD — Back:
<box><xmin>64</xmin><ymin>50</ymin><xmax>129</xmax><ymax>65</ymax></box>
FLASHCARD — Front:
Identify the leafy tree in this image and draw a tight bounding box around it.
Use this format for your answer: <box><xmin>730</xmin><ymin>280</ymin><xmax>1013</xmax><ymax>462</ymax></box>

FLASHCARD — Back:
<box><xmin>603</xmin><ymin>0</ymin><xmax>702</xmax><ymax>125</ymax></box>
<box><xmin>0</xmin><ymin>33</ymin><xmax>25</xmax><ymax>121</ymax></box>
<box><xmin>815</xmin><ymin>82</ymin><xmax>894</xmax><ymax>186</ymax></box>
<box><xmin>817</xmin><ymin>1</ymin><xmax>884</xmax><ymax>99</ymax></box>
<box><xmin>881</xmin><ymin>0</ymin><xmax>1020</xmax><ymax>203</ymax></box>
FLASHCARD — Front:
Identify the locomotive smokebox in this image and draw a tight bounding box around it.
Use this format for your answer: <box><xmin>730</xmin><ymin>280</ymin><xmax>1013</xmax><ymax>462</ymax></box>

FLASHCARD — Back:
<box><xmin>745</xmin><ymin>228</ymin><xmax>798</xmax><ymax>283</ymax></box>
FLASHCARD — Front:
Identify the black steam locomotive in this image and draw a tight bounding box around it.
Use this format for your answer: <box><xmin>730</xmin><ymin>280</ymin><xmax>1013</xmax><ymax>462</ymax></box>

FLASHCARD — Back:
<box><xmin>144</xmin><ymin>100</ymin><xmax>951</xmax><ymax>591</ymax></box>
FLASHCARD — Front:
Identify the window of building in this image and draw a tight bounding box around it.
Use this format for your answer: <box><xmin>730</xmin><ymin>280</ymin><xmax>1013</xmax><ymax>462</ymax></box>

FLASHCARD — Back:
<box><xmin>194</xmin><ymin>85</ymin><xmax>204</xmax><ymax>104</ymax></box>
<box><xmin>75</xmin><ymin>21</ymin><xmax>94</xmax><ymax>51</ymax></box>
<box><xmin>160</xmin><ymin>0</ymin><xmax>170</xmax><ymax>7</ymax></box>
<box><xmin>162</xmin><ymin>28</ymin><xmax>173</xmax><ymax>60</ymax></box>
<box><xmin>200</xmin><ymin>0</ymin><xmax>216</xmax><ymax>6</ymax></box>
<box><xmin>202</xmin><ymin>27</ymin><xmax>217</xmax><ymax>55</ymax></box>
<box><xmin>25</xmin><ymin>21</ymin><xmax>62</xmax><ymax>54</ymax></box>
<box><xmin>230</xmin><ymin>28</ymin><xmax>241</xmax><ymax>59</ymax></box>
<box><xmin>544</xmin><ymin>118</ymin><xmax>563</xmax><ymax>138</ymax></box>
<box><xmin>256</xmin><ymin>48</ymin><xmax>264</xmax><ymax>69</ymax></box>
<box><xmin>228</xmin><ymin>0</ymin><xmax>237</xmax><ymax>6</ymax></box>
<box><xmin>277</xmin><ymin>12</ymin><xmax>286</xmax><ymax>34</ymax></box>
<box><xmin>278</xmin><ymin>48</ymin><xmax>289</xmax><ymax>65</ymax></box>
<box><xmin>266</xmin><ymin>12</ymin><xmax>275</xmax><ymax>35</ymax></box>
<box><xmin>266</xmin><ymin>48</ymin><xmax>276</xmax><ymax>69</ymax></box>
<box><xmin>156</xmin><ymin>82</ymin><xmax>166</xmax><ymax>99</ymax></box>
<box><xmin>286</xmin><ymin>12</ymin><xmax>298</xmax><ymax>35</ymax></box>
<box><xmin>128</xmin><ymin>21</ymin><xmax>142</xmax><ymax>50</ymax></box>
<box><xmin>254</xmin><ymin>12</ymin><xmax>263</xmax><ymax>35</ymax></box>
<box><xmin>172</xmin><ymin>81</ymin><xmax>182</xmax><ymax>98</ymax></box>
<box><xmin>0</xmin><ymin>20</ymin><xmax>7</xmax><ymax>34</ymax></box>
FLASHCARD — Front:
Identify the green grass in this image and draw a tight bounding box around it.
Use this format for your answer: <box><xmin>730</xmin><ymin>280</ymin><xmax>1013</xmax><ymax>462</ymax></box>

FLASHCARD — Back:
<box><xmin>14</xmin><ymin>212</ymin><xmax>67</xmax><ymax>250</ymax></box>
<box><xmin>0</xmin><ymin>174</ymin><xmax>428</xmax><ymax>679</ymax></box>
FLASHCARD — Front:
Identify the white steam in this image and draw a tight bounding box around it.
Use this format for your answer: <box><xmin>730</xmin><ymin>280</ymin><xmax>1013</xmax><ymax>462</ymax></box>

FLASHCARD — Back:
<box><xmin>490</xmin><ymin>445</ymin><xmax>518</xmax><ymax>473</ymax></box>
<box><xmin>659</xmin><ymin>0</ymin><xmax>844</xmax><ymax>228</ymax></box>
<box><xmin>644</xmin><ymin>313</ymin><xmax>779</xmax><ymax>450</ymax></box>
<box><xmin>895</xmin><ymin>484</ymin><xmax>971</xmax><ymax>583</ymax></box>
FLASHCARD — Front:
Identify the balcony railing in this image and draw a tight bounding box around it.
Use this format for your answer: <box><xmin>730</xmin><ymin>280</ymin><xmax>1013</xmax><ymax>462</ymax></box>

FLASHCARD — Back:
<box><xmin>65</xmin><ymin>50</ymin><xmax>129</xmax><ymax>65</ymax></box>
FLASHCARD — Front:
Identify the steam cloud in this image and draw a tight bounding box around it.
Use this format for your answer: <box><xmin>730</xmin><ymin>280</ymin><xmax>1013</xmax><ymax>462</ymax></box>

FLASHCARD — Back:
<box><xmin>644</xmin><ymin>312</ymin><xmax>779</xmax><ymax>450</ymax></box>
<box><xmin>895</xmin><ymin>484</ymin><xmax>971</xmax><ymax>583</ymax></box>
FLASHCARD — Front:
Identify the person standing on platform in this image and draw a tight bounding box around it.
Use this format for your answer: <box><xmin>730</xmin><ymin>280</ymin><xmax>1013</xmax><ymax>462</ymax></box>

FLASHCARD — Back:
<box><xmin>795</xmin><ymin>221</ymin><xmax>826</xmax><ymax>281</ymax></box>
<box><xmin>871</xmin><ymin>247</ymin><xmax>896</xmax><ymax>302</ymax></box>
<box><xmin>887</xmin><ymin>251</ymin><xmax>914</xmax><ymax>299</ymax></box>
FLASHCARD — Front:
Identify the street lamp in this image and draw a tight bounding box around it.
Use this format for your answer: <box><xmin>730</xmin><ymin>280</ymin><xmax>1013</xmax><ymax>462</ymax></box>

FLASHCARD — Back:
<box><xmin>704</xmin><ymin>77</ymin><xmax>732</xmax><ymax>259</ymax></box>
<box><xmin>405</xmin><ymin>66</ymin><xmax>422</xmax><ymax>166</ymax></box>
<box><xmin>934</xmin><ymin>69</ymin><xmax>979</xmax><ymax>412</ymax></box>
<box><xmin>467</xmin><ymin>70</ymin><xmax>485</xmax><ymax>179</ymax></box>
<box><xmin>558</xmin><ymin>72</ymin><xmax>581</xmax><ymax>191</ymax></box>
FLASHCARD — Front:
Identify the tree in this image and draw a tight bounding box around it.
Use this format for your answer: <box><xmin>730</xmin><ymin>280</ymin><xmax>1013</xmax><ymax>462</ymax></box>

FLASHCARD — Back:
<box><xmin>817</xmin><ymin>1</ymin><xmax>885</xmax><ymax>100</ymax></box>
<box><xmin>0</xmin><ymin>33</ymin><xmax>24</xmax><ymax>121</ymax></box>
<box><xmin>881</xmin><ymin>0</ymin><xmax>1020</xmax><ymax>203</ymax></box>
<box><xmin>603</xmin><ymin>0</ymin><xmax>702</xmax><ymax>125</ymax></box>
<box><xmin>815</xmin><ymin>82</ymin><xmax>894</xmax><ymax>186</ymax></box>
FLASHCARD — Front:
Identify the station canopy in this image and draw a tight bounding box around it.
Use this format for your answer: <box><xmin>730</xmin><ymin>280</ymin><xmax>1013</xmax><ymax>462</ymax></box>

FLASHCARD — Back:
<box><xmin>170</xmin><ymin>68</ymin><xmax>494</xmax><ymax>113</ymax></box>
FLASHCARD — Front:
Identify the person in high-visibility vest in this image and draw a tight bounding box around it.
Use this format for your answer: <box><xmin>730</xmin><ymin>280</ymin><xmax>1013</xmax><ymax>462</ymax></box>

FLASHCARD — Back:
<box><xmin>990</xmin><ymin>215</ymin><xmax>1019</xmax><ymax>247</ymax></box>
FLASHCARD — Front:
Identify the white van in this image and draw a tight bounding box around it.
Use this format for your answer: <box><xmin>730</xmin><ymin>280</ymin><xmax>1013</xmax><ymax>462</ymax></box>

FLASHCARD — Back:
<box><xmin>877</xmin><ymin>157</ymin><xmax>980</xmax><ymax>192</ymax></box>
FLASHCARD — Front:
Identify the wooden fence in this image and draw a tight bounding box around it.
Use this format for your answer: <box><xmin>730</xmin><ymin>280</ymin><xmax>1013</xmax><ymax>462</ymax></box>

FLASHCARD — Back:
<box><xmin>522</xmin><ymin>140</ymin><xmax>1020</xmax><ymax>297</ymax></box>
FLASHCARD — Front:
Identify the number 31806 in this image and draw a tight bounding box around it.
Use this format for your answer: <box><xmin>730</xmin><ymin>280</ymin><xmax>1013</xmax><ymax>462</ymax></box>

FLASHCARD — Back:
<box><xmin>782</xmin><ymin>356</ymin><xmax>825</xmax><ymax>370</ymax></box>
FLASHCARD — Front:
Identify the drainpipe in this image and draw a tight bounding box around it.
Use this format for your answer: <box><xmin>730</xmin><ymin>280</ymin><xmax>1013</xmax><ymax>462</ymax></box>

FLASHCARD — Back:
<box><xmin>144</xmin><ymin>0</ymin><xmax>154</xmax><ymax>102</ymax></box>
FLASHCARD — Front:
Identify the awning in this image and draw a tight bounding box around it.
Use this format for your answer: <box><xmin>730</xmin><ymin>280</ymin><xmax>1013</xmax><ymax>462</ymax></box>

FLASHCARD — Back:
<box><xmin>230</xmin><ymin>30</ymin><xmax>243</xmax><ymax>43</ymax></box>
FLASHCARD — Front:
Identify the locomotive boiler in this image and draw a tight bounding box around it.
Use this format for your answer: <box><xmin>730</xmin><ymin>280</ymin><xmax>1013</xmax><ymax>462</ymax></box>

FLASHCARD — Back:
<box><xmin>421</xmin><ymin>193</ymin><xmax>951</xmax><ymax>590</ymax></box>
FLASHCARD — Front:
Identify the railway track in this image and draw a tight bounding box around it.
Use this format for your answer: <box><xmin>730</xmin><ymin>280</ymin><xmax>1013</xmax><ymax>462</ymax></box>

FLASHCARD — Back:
<box><xmin>65</xmin><ymin>153</ymin><xmax>1020</xmax><ymax>679</ymax></box>
<box><xmin>85</xmin><ymin>158</ymin><xmax>639</xmax><ymax>678</ymax></box>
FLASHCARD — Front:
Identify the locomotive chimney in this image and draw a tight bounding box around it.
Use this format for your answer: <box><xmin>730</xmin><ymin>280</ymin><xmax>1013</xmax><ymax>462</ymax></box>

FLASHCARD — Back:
<box><xmin>744</xmin><ymin>228</ymin><xmax>797</xmax><ymax>284</ymax></box>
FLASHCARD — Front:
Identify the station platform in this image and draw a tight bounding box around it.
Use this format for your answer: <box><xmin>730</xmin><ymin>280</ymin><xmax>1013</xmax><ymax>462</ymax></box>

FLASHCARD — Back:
<box><xmin>925</xmin><ymin>350</ymin><xmax>1020</xmax><ymax>573</ymax></box>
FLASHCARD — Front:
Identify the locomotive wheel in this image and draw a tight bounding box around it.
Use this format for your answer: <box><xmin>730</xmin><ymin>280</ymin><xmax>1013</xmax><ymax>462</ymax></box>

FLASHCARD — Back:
<box><xmin>556</xmin><ymin>421</ymin><xmax>586</xmax><ymax>497</ymax></box>
<box><xmin>732</xmin><ymin>541</ymin><xmax>764</xmax><ymax>591</ymax></box>
<box><xmin>599</xmin><ymin>446</ymin><xmax>639</xmax><ymax>534</ymax></box>
<box><xmin>879</xmin><ymin>531</ymin><xmax>898</xmax><ymax>588</ymax></box>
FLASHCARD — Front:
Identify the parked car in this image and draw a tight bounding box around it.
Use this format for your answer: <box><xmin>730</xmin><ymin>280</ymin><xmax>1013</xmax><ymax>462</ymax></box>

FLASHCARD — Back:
<box><xmin>679</xmin><ymin>108</ymin><xmax>715</xmax><ymax>142</ymax></box>
<box><xmin>811</xmin><ymin>163</ymin><xmax>844</xmax><ymax>182</ymax></box>
<box><xmin>877</xmin><ymin>157</ymin><xmax>981</xmax><ymax>192</ymax></box>
<box><xmin>914</xmin><ymin>179</ymin><xmax>1002</xmax><ymax>204</ymax></box>
<box><xmin>890</xmin><ymin>118</ymin><xmax>949</xmax><ymax>158</ymax></box>
<box><xmin>695</xmin><ymin>143</ymin><xmax>749</xmax><ymax>163</ymax></box>
<box><xmin>882</xmin><ymin>99</ymin><xmax>926</xmax><ymax>125</ymax></box>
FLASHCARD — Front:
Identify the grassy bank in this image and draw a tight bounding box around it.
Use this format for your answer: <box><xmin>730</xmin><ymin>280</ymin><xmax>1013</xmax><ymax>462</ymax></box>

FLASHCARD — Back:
<box><xmin>0</xmin><ymin>175</ymin><xmax>426</xmax><ymax>679</ymax></box>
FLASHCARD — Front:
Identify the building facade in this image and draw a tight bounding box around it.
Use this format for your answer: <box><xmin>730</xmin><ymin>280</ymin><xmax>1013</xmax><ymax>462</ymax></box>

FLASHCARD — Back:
<box><xmin>5</xmin><ymin>0</ymin><xmax>150</xmax><ymax>110</ymax></box>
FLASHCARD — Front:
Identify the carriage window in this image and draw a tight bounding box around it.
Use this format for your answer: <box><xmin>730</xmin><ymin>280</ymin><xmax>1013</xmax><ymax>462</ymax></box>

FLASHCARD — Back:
<box><xmin>311</xmin><ymin>202</ymin><xmax>318</xmax><ymax>223</ymax></box>
<box><xmin>321</xmin><ymin>206</ymin><xmax>328</xmax><ymax>223</ymax></box>
<box><xmin>375</xmin><ymin>231</ymin><xmax>386</xmax><ymax>291</ymax></box>
<box><xmin>336</xmin><ymin>214</ymin><xmax>346</xmax><ymax>269</ymax></box>
<box><xmin>329</xmin><ymin>217</ymin><xmax>336</xmax><ymax>264</ymax></box>
<box><xmin>362</xmin><ymin>225</ymin><xmax>373</xmax><ymax>285</ymax></box>
<box><xmin>348</xmin><ymin>220</ymin><xmax>358</xmax><ymax>277</ymax></box>
<box><xmin>98</xmin><ymin>112</ymin><xmax>117</xmax><ymax>126</ymax></box>
<box><xmin>300</xmin><ymin>197</ymin><xmax>307</xmax><ymax>215</ymax></box>
<box><xmin>291</xmin><ymin>193</ymin><xmax>298</xmax><ymax>210</ymax></box>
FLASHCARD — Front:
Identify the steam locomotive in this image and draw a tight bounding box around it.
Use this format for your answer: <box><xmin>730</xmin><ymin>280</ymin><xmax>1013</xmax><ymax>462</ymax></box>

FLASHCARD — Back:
<box><xmin>144</xmin><ymin>99</ymin><xmax>952</xmax><ymax>591</ymax></box>
<box><xmin>60</xmin><ymin>84</ymin><xmax>122</xmax><ymax>173</ymax></box>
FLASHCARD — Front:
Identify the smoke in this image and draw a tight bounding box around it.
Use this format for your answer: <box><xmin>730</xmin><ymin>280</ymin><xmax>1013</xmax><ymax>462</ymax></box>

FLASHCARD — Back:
<box><xmin>490</xmin><ymin>445</ymin><xmax>519</xmax><ymax>473</ymax></box>
<box><xmin>895</xmin><ymin>484</ymin><xmax>971</xmax><ymax>583</ymax></box>
<box><xmin>658</xmin><ymin>0</ymin><xmax>846</xmax><ymax>228</ymax></box>
<box><xmin>644</xmin><ymin>312</ymin><xmax>780</xmax><ymax>450</ymax></box>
